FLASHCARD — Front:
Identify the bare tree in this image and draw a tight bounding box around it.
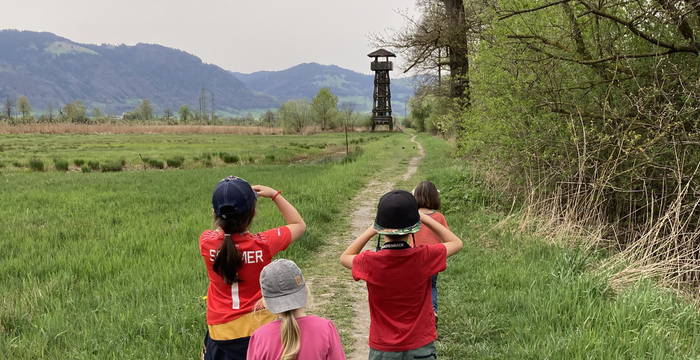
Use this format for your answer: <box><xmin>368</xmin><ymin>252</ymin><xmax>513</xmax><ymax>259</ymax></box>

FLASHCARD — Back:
<box><xmin>4</xmin><ymin>96</ymin><xmax>14</xmax><ymax>121</ymax></box>
<box><xmin>375</xmin><ymin>0</ymin><xmax>489</xmax><ymax>103</ymax></box>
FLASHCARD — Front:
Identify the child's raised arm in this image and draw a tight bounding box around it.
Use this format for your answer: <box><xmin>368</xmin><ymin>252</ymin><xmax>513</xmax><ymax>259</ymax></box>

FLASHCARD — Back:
<box><xmin>419</xmin><ymin>212</ymin><xmax>462</xmax><ymax>257</ymax></box>
<box><xmin>253</xmin><ymin>185</ymin><xmax>306</xmax><ymax>241</ymax></box>
<box><xmin>340</xmin><ymin>226</ymin><xmax>377</xmax><ymax>269</ymax></box>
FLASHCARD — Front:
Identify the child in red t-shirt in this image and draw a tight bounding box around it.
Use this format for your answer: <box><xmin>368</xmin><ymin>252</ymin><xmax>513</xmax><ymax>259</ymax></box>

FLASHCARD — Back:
<box><xmin>200</xmin><ymin>176</ymin><xmax>306</xmax><ymax>360</ymax></box>
<box><xmin>413</xmin><ymin>181</ymin><xmax>448</xmax><ymax>316</ymax></box>
<box><xmin>340</xmin><ymin>190</ymin><xmax>463</xmax><ymax>358</ymax></box>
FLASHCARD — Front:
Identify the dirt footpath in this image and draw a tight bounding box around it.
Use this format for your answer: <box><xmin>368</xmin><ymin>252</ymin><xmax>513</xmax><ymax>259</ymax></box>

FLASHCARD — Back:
<box><xmin>305</xmin><ymin>136</ymin><xmax>425</xmax><ymax>359</ymax></box>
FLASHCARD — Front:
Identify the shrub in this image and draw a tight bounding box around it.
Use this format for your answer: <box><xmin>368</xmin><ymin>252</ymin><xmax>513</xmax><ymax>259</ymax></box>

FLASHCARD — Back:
<box><xmin>101</xmin><ymin>161</ymin><xmax>123</xmax><ymax>172</ymax></box>
<box><xmin>12</xmin><ymin>161</ymin><xmax>23</xmax><ymax>168</ymax></box>
<box><xmin>120</xmin><ymin>159</ymin><xmax>127</xmax><ymax>166</ymax></box>
<box><xmin>74</xmin><ymin>159</ymin><xmax>85</xmax><ymax>167</ymax></box>
<box><xmin>80</xmin><ymin>165</ymin><xmax>91</xmax><ymax>173</ymax></box>
<box><xmin>28</xmin><ymin>158</ymin><xmax>45</xmax><ymax>172</ymax></box>
<box><xmin>265</xmin><ymin>154</ymin><xmax>276</xmax><ymax>162</ymax></box>
<box><xmin>247</xmin><ymin>156</ymin><xmax>255</xmax><ymax>164</ymax></box>
<box><xmin>166</xmin><ymin>157</ymin><xmax>184</xmax><ymax>168</ymax></box>
<box><xmin>221</xmin><ymin>154</ymin><xmax>240</xmax><ymax>164</ymax></box>
<box><xmin>0</xmin><ymin>161</ymin><xmax>5</xmax><ymax>168</ymax></box>
<box><xmin>54</xmin><ymin>159</ymin><xmax>69</xmax><ymax>171</ymax></box>
<box><xmin>87</xmin><ymin>161</ymin><xmax>100</xmax><ymax>170</ymax></box>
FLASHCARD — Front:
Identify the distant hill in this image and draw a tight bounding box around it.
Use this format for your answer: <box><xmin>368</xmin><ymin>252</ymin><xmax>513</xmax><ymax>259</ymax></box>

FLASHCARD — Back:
<box><xmin>0</xmin><ymin>30</ymin><xmax>417</xmax><ymax>116</ymax></box>
<box><xmin>0</xmin><ymin>30</ymin><xmax>277</xmax><ymax>115</ymax></box>
<box><xmin>233</xmin><ymin>63</ymin><xmax>418</xmax><ymax>114</ymax></box>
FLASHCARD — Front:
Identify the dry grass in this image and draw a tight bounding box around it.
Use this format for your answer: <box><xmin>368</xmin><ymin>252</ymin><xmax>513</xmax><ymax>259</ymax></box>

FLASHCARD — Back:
<box><xmin>513</xmin><ymin>174</ymin><xmax>700</xmax><ymax>296</ymax></box>
<box><xmin>0</xmin><ymin>123</ymin><xmax>283</xmax><ymax>135</ymax></box>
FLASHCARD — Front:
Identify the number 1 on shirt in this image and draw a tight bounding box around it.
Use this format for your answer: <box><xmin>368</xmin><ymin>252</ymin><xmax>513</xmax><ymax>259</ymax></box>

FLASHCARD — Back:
<box><xmin>231</xmin><ymin>282</ymin><xmax>240</xmax><ymax>309</ymax></box>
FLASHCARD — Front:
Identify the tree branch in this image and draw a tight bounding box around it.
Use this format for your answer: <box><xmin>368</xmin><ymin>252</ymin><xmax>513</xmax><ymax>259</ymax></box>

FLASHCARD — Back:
<box><xmin>498</xmin><ymin>0</ymin><xmax>572</xmax><ymax>21</ymax></box>
<box><xmin>581</xmin><ymin>2</ymin><xmax>699</xmax><ymax>54</ymax></box>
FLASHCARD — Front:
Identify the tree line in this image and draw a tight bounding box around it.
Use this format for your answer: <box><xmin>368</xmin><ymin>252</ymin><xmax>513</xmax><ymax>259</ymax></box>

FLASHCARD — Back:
<box><xmin>0</xmin><ymin>88</ymin><xmax>370</xmax><ymax>132</ymax></box>
<box><xmin>390</xmin><ymin>0</ymin><xmax>700</xmax><ymax>287</ymax></box>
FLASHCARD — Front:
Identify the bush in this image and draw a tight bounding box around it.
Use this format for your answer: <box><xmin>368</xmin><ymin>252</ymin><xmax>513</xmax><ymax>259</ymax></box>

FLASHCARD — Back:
<box><xmin>54</xmin><ymin>159</ymin><xmax>69</xmax><ymax>171</ymax></box>
<box><xmin>221</xmin><ymin>153</ymin><xmax>240</xmax><ymax>164</ymax></box>
<box><xmin>87</xmin><ymin>161</ymin><xmax>100</xmax><ymax>171</ymax></box>
<box><xmin>166</xmin><ymin>156</ymin><xmax>185</xmax><ymax>168</ymax></box>
<box><xmin>265</xmin><ymin>154</ymin><xmax>276</xmax><ymax>162</ymax></box>
<box><xmin>28</xmin><ymin>158</ymin><xmax>45</xmax><ymax>172</ymax></box>
<box><xmin>12</xmin><ymin>161</ymin><xmax>23</xmax><ymax>168</ymax></box>
<box><xmin>0</xmin><ymin>161</ymin><xmax>5</xmax><ymax>168</ymax></box>
<box><xmin>247</xmin><ymin>156</ymin><xmax>255</xmax><ymax>164</ymax></box>
<box><xmin>101</xmin><ymin>161</ymin><xmax>123</xmax><ymax>172</ymax></box>
<box><xmin>80</xmin><ymin>165</ymin><xmax>91</xmax><ymax>173</ymax></box>
<box><xmin>74</xmin><ymin>159</ymin><xmax>85</xmax><ymax>167</ymax></box>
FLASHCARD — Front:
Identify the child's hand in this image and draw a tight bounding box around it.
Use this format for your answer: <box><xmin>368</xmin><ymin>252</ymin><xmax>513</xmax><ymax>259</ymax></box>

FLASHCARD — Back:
<box><xmin>252</xmin><ymin>185</ymin><xmax>278</xmax><ymax>198</ymax></box>
<box><xmin>419</xmin><ymin>211</ymin><xmax>432</xmax><ymax>224</ymax></box>
<box><xmin>366</xmin><ymin>225</ymin><xmax>378</xmax><ymax>236</ymax></box>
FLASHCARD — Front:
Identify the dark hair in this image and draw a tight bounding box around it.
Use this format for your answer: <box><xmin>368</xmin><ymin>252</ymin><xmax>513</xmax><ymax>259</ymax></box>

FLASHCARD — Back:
<box><xmin>414</xmin><ymin>181</ymin><xmax>441</xmax><ymax>210</ymax></box>
<box><xmin>213</xmin><ymin>207</ymin><xmax>255</xmax><ymax>284</ymax></box>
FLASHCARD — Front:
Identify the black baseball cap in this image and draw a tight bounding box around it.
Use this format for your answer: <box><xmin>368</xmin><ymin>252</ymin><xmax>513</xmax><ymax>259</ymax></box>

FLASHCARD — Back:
<box><xmin>212</xmin><ymin>176</ymin><xmax>256</xmax><ymax>218</ymax></box>
<box><xmin>374</xmin><ymin>190</ymin><xmax>421</xmax><ymax>235</ymax></box>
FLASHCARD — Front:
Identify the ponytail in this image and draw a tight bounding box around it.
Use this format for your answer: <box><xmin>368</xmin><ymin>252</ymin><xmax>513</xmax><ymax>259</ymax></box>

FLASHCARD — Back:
<box><xmin>212</xmin><ymin>208</ymin><xmax>255</xmax><ymax>284</ymax></box>
<box><xmin>279</xmin><ymin>311</ymin><xmax>301</xmax><ymax>360</ymax></box>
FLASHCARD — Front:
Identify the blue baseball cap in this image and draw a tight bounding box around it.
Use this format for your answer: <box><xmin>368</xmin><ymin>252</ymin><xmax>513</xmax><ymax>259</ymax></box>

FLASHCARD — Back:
<box><xmin>212</xmin><ymin>176</ymin><xmax>257</xmax><ymax>218</ymax></box>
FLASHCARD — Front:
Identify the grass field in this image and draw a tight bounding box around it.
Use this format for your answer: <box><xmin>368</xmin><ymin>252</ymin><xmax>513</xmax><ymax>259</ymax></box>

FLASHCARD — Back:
<box><xmin>0</xmin><ymin>132</ymin><xmax>382</xmax><ymax>172</ymax></box>
<box><xmin>0</xmin><ymin>132</ymin><xmax>413</xmax><ymax>359</ymax></box>
<box><xmin>406</xmin><ymin>135</ymin><xmax>700</xmax><ymax>359</ymax></box>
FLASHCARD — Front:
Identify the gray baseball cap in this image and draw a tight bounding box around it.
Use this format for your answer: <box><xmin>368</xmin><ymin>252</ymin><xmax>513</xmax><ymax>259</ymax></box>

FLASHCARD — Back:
<box><xmin>260</xmin><ymin>259</ymin><xmax>308</xmax><ymax>314</ymax></box>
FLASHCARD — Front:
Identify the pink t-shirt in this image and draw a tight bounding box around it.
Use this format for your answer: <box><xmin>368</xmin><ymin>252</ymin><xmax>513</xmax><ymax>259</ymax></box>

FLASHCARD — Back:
<box><xmin>246</xmin><ymin>315</ymin><xmax>346</xmax><ymax>360</ymax></box>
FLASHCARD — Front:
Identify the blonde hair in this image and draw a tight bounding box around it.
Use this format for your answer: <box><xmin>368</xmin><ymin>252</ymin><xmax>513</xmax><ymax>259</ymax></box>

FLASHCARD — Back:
<box><xmin>258</xmin><ymin>283</ymin><xmax>313</xmax><ymax>360</ymax></box>
<box><xmin>279</xmin><ymin>310</ymin><xmax>301</xmax><ymax>360</ymax></box>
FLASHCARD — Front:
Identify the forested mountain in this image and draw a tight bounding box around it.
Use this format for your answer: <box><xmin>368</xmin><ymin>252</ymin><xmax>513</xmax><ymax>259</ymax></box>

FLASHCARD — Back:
<box><xmin>0</xmin><ymin>30</ymin><xmax>417</xmax><ymax>115</ymax></box>
<box><xmin>233</xmin><ymin>63</ymin><xmax>417</xmax><ymax>113</ymax></box>
<box><xmin>0</xmin><ymin>30</ymin><xmax>277</xmax><ymax>115</ymax></box>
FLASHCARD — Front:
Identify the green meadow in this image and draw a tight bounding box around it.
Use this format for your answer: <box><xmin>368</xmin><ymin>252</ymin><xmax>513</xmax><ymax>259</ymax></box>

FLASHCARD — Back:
<box><xmin>0</xmin><ymin>132</ymin><xmax>412</xmax><ymax>359</ymax></box>
<box><xmin>4</xmin><ymin>130</ymin><xmax>700</xmax><ymax>359</ymax></box>
<box><xmin>0</xmin><ymin>133</ymin><xmax>383</xmax><ymax>171</ymax></box>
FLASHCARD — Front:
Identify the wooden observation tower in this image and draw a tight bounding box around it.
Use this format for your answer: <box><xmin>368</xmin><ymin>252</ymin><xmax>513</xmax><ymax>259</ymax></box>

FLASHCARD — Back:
<box><xmin>368</xmin><ymin>49</ymin><xmax>395</xmax><ymax>131</ymax></box>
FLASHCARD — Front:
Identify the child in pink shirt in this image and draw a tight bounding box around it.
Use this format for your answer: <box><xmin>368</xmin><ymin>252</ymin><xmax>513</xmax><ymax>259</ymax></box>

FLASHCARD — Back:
<box><xmin>247</xmin><ymin>259</ymin><xmax>346</xmax><ymax>360</ymax></box>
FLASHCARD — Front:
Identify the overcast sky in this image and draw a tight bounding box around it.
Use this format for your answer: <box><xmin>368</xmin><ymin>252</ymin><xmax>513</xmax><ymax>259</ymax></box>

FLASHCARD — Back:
<box><xmin>1</xmin><ymin>0</ymin><xmax>418</xmax><ymax>75</ymax></box>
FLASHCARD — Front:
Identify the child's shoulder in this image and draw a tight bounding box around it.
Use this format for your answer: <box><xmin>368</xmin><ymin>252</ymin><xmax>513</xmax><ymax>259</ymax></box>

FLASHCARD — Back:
<box><xmin>199</xmin><ymin>229</ymin><xmax>221</xmax><ymax>241</ymax></box>
<box><xmin>298</xmin><ymin>315</ymin><xmax>337</xmax><ymax>330</ymax></box>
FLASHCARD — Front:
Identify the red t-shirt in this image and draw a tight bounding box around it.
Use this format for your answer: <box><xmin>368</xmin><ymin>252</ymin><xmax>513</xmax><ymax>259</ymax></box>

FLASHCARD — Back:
<box><xmin>414</xmin><ymin>211</ymin><xmax>448</xmax><ymax>247</ymax></box>
<box><xmin>199</xmin><ymin>226</ymin><xmax>292</xmax><ymax>325</ymax></box>
<box><xmin>352</xmin><ymin>243</ymin><xmax>447</xmax><ymax>352</ymax></box>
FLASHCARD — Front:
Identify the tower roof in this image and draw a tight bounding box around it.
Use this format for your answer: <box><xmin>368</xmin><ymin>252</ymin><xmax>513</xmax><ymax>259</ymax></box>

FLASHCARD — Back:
<box><xmin>367</xmin><ymin>49</ymin><xmax>396</xmax><ymax>58</ymax></box>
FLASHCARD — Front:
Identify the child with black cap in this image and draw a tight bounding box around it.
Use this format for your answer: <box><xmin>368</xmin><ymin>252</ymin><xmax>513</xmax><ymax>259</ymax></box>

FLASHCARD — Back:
<box><xmin>200</xmin><ymin>176</ymin><xmax>306</xmax><ymax>360</ymax></box>
<box><xmin>339</xmin><ymin>190</ymin><xmax>463</xmax><ymax>359</ymax></box>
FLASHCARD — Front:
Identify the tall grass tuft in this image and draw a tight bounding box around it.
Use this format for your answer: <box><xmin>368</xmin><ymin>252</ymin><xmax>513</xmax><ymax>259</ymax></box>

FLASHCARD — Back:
<box><xmin>221</xmin><ymin>153</ymin><xmax>240</xmax><ymax>164</ymax></box>
<box><xmin>144</xmin><ymin>158</ymin><xmax>164</xmax><ymax>169</ymax></box>
<box><xmin>74</xmin><ymin>159</ymin><xmax>85</xmax><ymax>167</ymax></box>
<box><xmin>87</xmin><ymin>161</ymin><xmax>100</xmax><ymax>171</ymax></box>
<box><xmin>166</xmin><ymin>157</ymin><xmax>185</xmax><ymax>168</ymax></box>
<box><xmin>100</xmin><ymin>160</ymin><xmax>124</xmax><ymax>172</ymax></box>
<box><xmin>28</xmin><ymin>158</ymin><xmax>45</xmax><ymax>172</ymax></box>
<box><xmin>54</xmin><ymin>159</ymin><xmax>70</xmax><ymax>171</ymax></box>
